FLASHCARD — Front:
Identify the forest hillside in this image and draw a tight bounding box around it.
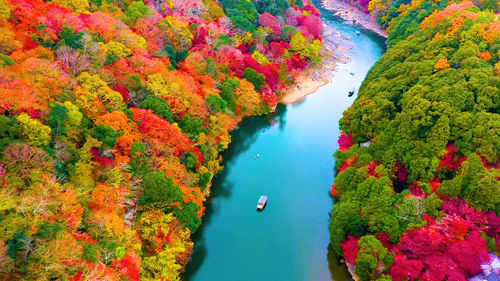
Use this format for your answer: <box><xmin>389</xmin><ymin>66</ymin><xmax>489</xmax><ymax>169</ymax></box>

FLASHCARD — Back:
<box><xmin>0</xmin><ymin>0</ymin><xmax>324</xmax><ymax>279</ymax></box>
<box><xmin>330</xmin><ymin>0</ymin><xmax>499</xmax><ymax>280</ymax></box>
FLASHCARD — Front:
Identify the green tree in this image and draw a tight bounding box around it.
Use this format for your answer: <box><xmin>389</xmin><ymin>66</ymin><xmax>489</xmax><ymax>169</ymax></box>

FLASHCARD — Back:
<box><xmin>37</xmin><ymin>223</ymin><xmax>65</xmax><ymax>240</ymax></box>
<box><xmin>244</xmin><ymin>68</ymin><xmax>265</xmax><ymax>91</ymax></box>
<box><xmin>329</xmin><ymin>197</ymin><xmax>362</xmax><ymax>255</ymax></box>
<box><xmin>229</xmin><ymin>16</ymin><xmax>255</xmax><ymax>32</ymax></box>
<box><xmin>57</xmin><ymin>25</ymin><xmax>83</xmax><ymax>49</ymax></box>
<box><xmin>0</xmin><ymin>115</ymin><xmax>21</xmax><ymax>151</ymax></box>
<box><xmin>206</xmin><ymin>95</ymin><xmax>227</xmax><ymax>113</ymax></box>
<box><xmin>93</xmin><ymin>124</ymin><xmax>123</xmax><ymax>149</ymax></box>
<box><xmin>220</xmin><ymin>77</ymin><xmax>240</xmax><ymax>111</ymax></box>
<box><xmin>125</xmin><ymin>1</ymin><xmax>151</xmax><ymax>24</ymax></box>
<box><xmin>47</xmin><ymin>104</ymin><xmax>68</xmax><ymax>136</ymax></box>
<box><xmin>139</xmin><ymin>96</ymin><xmax>174</xmax><ymax>123</ymax></box>
<box><xmin>82</xmin><ymin>243</ymin><xmax>100</xmax><ymax>262</ymax></box>
<box><xmin>173</xmin><ymin>202</ymin><xmax>201</xmax><ymax>231</ymax></box>
<box><xmin>138</xmin><ymin>171</ymin><xmax>183</xmax><ymax>207</ymax></box>
<box><xmin>355</xmin><ymin>235</ymin><xmax>394</xmax><ymax>281</ymax></box>
<box><xmin>181</xmin><ymin>151</ymin><xmax>198</xmax><ymax>172</ymax></box>
<box><xmin>198</xmin><ymin>172</ymin><xmax>211</xmax><ymax>190</ymax></box>
<box><xmin>130</xmin><ymin>141</ymin><xmax>151</xmax><ymax>176</ymax></box>
<box><xmin>423</xmin><ymin>193</ymin><xmax>444</xmax><ymax>218</ymax></box>
<box><xmin>161</xmin><ymin>44</ymin><xmax>188</xmax><ymax>69</ymax></box>
<box><xmin>451</xmin><ymin>41</ymin><xmax>479</xmax><ymax>67</ymax></box>
<box><xmin>179</xmin><ymin>116</ymin><xmax>206</xmax><ymax>137</ymax></box>
<box><xmin>464</xmin><ymin>170</ymin><xmax>500</xmax><ymax>212</ymax></box>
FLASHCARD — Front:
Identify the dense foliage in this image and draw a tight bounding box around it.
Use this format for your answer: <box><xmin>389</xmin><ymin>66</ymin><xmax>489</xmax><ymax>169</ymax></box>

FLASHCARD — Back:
<box><xmin>0</xmin><ymin>0</ymin><xmax>324</xmax><ymax>279</ymax></box>
<box><xmin>330</xmin><ymin>0</ymin><xmax>499</xmax><ymax>280</ymax></box>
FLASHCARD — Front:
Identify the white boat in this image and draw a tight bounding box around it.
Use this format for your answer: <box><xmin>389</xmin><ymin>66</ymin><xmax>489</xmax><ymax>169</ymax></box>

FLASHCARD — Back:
<box><xmin>257</xmin><ymin>195</ymin><xmax>267</xmax><ymax>211</ymax></box>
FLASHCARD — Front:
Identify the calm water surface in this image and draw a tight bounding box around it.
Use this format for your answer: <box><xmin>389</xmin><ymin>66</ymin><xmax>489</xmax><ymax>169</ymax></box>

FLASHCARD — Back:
<box><xmin>185</xmin><ymin>3</ymin><xmax>386</xmax><ymax>280</ymax></box>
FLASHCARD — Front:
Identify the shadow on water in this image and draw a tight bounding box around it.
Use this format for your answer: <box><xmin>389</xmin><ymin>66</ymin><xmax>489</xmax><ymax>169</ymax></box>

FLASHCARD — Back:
<box><xmin>311</xmin><ymin>0</ymin><xmax>386</xmax><ymax>279</ymax></box>
<box><xmin>183</xmin><ymin>104</ymin><xmax>288</xmax><ymax>280</ymax></box>
<box><xmin>226</xmin><ymin>104</ymin><xmax>288</xmax><ymax>157</ymax></box>
<box><xmin>325</xmin><ymin>193</ymin><xmax>352</xmax><ymax>280</ymax></box>
<box><xmin>328</xmin><ymin>245</ymin><xmax>354</xmax><ymax>281</ymax></box>
<box><xmin>184</xmin><ymin>0</ymin><xmax>386</xmax><ymax>278</ymax></box>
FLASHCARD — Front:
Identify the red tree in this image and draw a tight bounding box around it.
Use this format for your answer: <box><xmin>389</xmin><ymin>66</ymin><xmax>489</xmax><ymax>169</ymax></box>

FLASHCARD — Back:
<box><xmin>341</xmin><ymin>235</ymin><xmax>360</xmax><ymax>264</ymax></box>
<box><xmin>258</xmin><ymin>13</ymin><xmax>281</xmax><ymax>37</ymax></box>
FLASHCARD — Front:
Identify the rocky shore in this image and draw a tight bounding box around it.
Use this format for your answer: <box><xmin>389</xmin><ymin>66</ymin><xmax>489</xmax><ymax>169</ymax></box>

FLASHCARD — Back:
<box><xmin>281</xmin><ymin>23</ymin><xmax>350</xmax><ymax>104</ymax></box>
<box><xmin>321</xmin><ymin>0</ymin><xmax>387</xmax><ymax>38</ymax></box>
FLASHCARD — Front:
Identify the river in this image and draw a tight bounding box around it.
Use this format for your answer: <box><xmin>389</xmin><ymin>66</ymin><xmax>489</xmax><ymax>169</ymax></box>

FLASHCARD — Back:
<box><xmin>184</xmin><ymin>2</ymin><xmax>386</xmax><ymax>280</ymax></box>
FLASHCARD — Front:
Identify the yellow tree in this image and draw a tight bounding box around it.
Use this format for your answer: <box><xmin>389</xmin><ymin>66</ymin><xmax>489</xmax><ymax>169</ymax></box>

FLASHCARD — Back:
<box><xmin>234</xmin><ymin>79</ymin><xmax>263</xmax><ymax>116</ymax></box>
<box><xmin>76</xmin><ymin>72</ymin><xmax>124</xmax><ymax>118</ymax></box>
<box><xmin>16</xmin><ymin>113</ymin><xmax>52</xmax><ymax>147</ymax></box>
<box><xmin>52</xmin><ymin>0</ymin><xmax>89</xmax><ymax>13</ymax></box>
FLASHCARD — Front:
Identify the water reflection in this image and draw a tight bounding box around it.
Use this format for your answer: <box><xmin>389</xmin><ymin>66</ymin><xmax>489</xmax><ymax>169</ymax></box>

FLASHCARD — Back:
<box><xmin>328</xmin><ymin>245</ymin><xmax>353</xmax><ymax>281</ymax></box>
<box><xmin>184</xmin><ymin>1</ymin><xmax>385</xmax><ymax>278</ymax></box>
<box><xmin>183</xmin><ymin>104</ymin><xmax>288</xmax><ymax>280</ymax></box>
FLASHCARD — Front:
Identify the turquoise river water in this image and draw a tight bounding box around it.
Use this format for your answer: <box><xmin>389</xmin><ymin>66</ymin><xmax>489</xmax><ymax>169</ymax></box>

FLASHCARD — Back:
<box><xmin>185</xmin><ymin>2</ymin><xmax>386</xmax><ymax>280</ymax></box>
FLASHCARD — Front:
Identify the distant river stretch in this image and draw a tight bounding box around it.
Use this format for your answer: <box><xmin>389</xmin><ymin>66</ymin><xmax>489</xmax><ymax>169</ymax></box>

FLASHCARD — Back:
<box><xmin>185</xmin><ymin>2</ymin><xmax>386</xmax><ymax>280</ymax></box>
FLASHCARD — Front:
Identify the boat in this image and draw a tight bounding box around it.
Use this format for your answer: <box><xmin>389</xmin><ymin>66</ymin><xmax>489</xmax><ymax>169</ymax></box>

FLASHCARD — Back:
<box><xmin>356</xmin><ymin>31</ymin><xmax>361</xmax><ymax>36</ymax></box>
<box><xmin>257</xmin><ymin>195</ymin><xmax>267</xmax><ymax>211</ymax></box>
<box><xmin>253</xmin><ymin>153</ymin><xmax>260</xmax><ymax>159</ymax></box>
<box><xmin>348</xmin><ymin>89</ymin><xmax>355</xmax><ymax>97</ymax></box>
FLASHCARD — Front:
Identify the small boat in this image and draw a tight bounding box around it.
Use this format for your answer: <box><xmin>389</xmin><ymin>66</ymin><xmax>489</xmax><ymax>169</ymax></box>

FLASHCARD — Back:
<box><xmin>253</xmin><ymin>153</ymin><xmax>260</xmax><ymax>159</ymax></box>
<box><xmin>348</xmin><ymin>89</ymin><xmax>355</xmax><ymax>97</ymax></box>
<box><xmin>356</xmin><ymin>31</ymin><xmax>361</xmax><ymax>36</ymax></box>
<box><xmin>257</xmin><ymin>195</ymin><xmax>267</xmax><ymax>211</ymax></box>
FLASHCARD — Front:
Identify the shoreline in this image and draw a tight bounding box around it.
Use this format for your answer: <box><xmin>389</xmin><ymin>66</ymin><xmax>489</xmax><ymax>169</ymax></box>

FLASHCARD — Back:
<box><xmin>281</xmin><ymin>23</ymin><xmax>349</xmax><ymax>104</ymax></box>
<box><xmin>321</xmin><ymin>0</ymin><xmax>388</xmax><ymax>38</ymax></box>
<box><xmin>278</xmin><ymin>3</ymin><xmax>386</xmax><ymax>280</ymax></box>
<box><xmin>280</xmin><ymin>67</ymin><xmax>331</xmax><ymax>104</ymax></box>
<box><xmin>281</xmin><ymin>0</ymin><xmax>387</xmax><ymax>105</ymax></box>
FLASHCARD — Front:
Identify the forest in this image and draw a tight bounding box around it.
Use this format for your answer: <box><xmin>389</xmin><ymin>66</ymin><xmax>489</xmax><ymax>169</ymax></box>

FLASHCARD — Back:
<box><xmin>330</xmin><ymin>0</ymin><xmax>499</xmax><ymax>280</ymax></box>
<box><xmin>0</xmin><ymin>0</ymin><xmax>324</xmax><ymax>279</ymax></box>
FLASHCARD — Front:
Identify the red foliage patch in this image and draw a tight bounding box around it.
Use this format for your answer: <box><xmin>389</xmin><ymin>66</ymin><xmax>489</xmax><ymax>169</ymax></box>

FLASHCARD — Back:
<box><xmin>69</xmin><ymin>272</ymin><xmax>83</xmax><ymax>281</ymax></box>
<box><xmin>338</xmin><ymin>155</ymin><xmax>358</xmax><ymax>171</ymax></box>
<box><xmin>394</xmin><ymin>159</ymin><xmax>408</xmax><ymax>184</ymax></box>
<box><xmin>389</xmin><ymin>215</ymin><xmax>491</xmax><ymax>281</ymax></box>
<box><xmin>429</xmin><ymin>177</ymin><xmax>441</xmax><ymax>193</ymax></box>
<box><xmin>90</xmin><ymin>147</ymin><xmax>114</xmax><ymax>167</ymax></box>
<box><xmin>130</xmin><ymin>108</ymin><xmax>201</xmax><ymax>160</ymax></box>
<box><xmin>441</xmin><ymin>198</ymin><xmax>490</xmax><ymax>232</ymax></box>
<box><xmin>388</xmin><ymin>254</ymin><xmax>424</xmax><ymax>281</ymax></box>
<box><xmin>480</xmin><ymin>156</ymin><xmax>500</xmax><ymax>169</ymax></box>
<box><xmin>437</xmin><ymin>143</ymin><xmax>467</xmax><ymax>172</ymax></box>
<box><xmin>114</xmin><ymin>84</ymin><xmax>130</xmax><ymax>102</ymax></box>
<box><xmin>338</xmin><ymin>133</ymin><xmax>354</xmax><ymax>152</ymax></box>
<box><xmin>368</xmin><ymin>161</ymin><xmax>380</xmax><ymax>178</ymax></box>
<box><xmin>268</xmin><ymin>41</ymin><xmax>289</xmax><ymax>59</ymax></box>
<box><xmin>341</xmin><ymin>235</ymin><xmax>360</xmax><ymax>264</ymax></box>
<box><xmin>409</xmin><ymin>180</ymin><xmax>425</xmax><ymax>197</ymax></box>
<box><xmin>376</xmin><ymin>233</ymin><xmax>393</xmax><ymax>250</ymax></box>
<box><xmin>258</xmin><ymin>13</ymin><xmax>282</xmax><ymax>37</ymax></box>
<box><xmin>113</xmin><ymin>251</ymin><xmax>141</xmax><ymax>281</ymax></box>
<box><xmin>330</xmin><ymin>184</ymin><xmax>340</xmax><ymax>197</ymax></box>
<box><xmin>260</xmin><ymin>86</ymin><xmax>279</xmax><ymax>107</ymax></box>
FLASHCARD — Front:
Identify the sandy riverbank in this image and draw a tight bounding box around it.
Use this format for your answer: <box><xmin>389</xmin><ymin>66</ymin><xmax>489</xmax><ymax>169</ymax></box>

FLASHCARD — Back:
<box><xmin>280</xmin><ymin>75</ymin><xmax>330</xmax><ymax>104</ymax></box>
<box><xmin>321</xmin><ymin>0</ymin><xmax>388</xmax><ymax>38</ymax></box>
<box><xmin>281</xmin><ymin>24</ymin><xmax>349</xmax><ymax>104</ymax></box>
